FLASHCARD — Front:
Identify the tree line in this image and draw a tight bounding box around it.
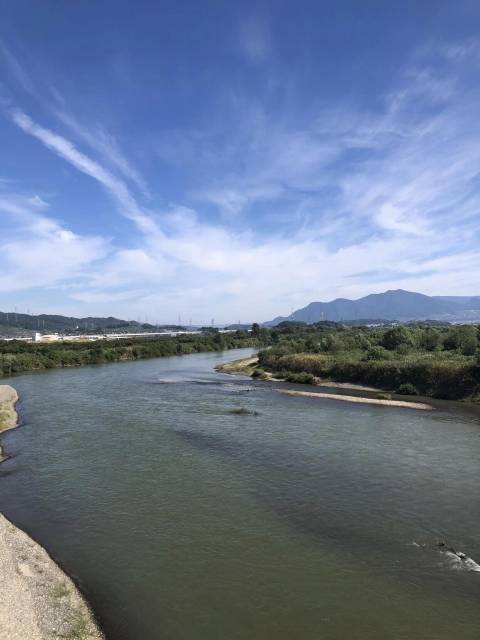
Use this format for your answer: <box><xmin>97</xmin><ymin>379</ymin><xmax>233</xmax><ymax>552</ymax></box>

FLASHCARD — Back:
<box><xmin>0</xmin><ymin>330</ymin><xmax>256</xmax><ymax>378</ymax></box>
<box><xmin>255</xmin><ymin>322</ymin><xmax>480</xmax><ymax>400</ymax></box>
<box><xmin>2</xmin><ymin>322</ymin><xmax>480</xmax><ymax>400</ymax></box>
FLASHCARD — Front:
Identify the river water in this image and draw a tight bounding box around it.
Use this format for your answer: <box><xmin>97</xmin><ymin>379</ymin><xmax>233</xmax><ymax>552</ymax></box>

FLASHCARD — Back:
<box><xmin>0</xmin><ymin>348</ymin><xmax>479</xmax><ymax>639</ymax></box>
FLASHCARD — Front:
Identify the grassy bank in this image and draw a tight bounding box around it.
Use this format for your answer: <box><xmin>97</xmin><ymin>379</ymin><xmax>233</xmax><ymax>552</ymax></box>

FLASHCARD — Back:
<box><xmin>254</xmin><ymin>323</ymin><xmax>480</xmax><ymax>401</ymax></box>
<box><xmin>258</xmin><ymin>351</ymin><xmax>480</xmax><ymax>400</ymax></box>
<box><xmin>0</xmin><ymin>331</ymin><xmax>257</xmax><ymax>379</ymax></box>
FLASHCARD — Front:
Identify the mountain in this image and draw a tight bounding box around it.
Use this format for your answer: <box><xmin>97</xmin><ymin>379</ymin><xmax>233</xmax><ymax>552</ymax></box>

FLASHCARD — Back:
<box><xmin>0</xmin><ymin>311</ymin><xmax>182</xmax><ymax>336</ymax></box>
<box><xmin>435</xmin><ymin>296</ymin><xmax>480</xmax><ymax>309</ymax></box>
<box><xmin>267</xmin><ymin>290</ymin><xmax>480</xmax><ymax>325</ymax></box>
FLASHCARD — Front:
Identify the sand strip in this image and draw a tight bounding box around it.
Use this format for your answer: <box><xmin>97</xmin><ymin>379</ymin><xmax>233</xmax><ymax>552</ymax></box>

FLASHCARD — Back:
<box><xmin>278</xmin><ymin>389</ymin><xmax>433</xmax><ymax>410</ymax></box>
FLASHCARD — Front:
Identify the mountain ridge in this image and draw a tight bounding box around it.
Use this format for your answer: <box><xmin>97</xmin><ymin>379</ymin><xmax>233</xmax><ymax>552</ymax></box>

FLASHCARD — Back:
<box><xmin>267</xmin><ymin>289</ymin><xmax>480</xmax><ymax>325</ymax></box>
<box><xmin>0</xmin><ymin>311</ymin><xmax>184</xmax><ymax>336</ymax></box>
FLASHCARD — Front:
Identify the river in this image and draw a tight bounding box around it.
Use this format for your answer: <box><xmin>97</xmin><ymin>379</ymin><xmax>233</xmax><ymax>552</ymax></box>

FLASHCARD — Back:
<box><xmin>0</xmin><ymin>348</ymin><xmax>479</xmax><ymax>639</ymax></box>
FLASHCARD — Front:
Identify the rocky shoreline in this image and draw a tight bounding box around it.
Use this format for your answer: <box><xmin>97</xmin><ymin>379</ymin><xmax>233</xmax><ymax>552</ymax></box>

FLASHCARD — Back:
<box><xmin>0</xmin><ymin>385</ymin><xmax>104</xmax><ymax>640</ymax></box>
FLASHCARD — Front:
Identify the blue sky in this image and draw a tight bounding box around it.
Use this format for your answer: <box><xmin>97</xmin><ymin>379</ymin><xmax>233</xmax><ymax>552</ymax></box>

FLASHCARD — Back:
<box><xmin>1</xmin><ymin>1</ymin><xmax>480</xmax><ymax>324</ymax></box>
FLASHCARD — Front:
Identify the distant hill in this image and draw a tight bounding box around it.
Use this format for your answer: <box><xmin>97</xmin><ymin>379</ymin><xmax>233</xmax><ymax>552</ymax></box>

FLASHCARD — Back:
<box><xmin>267</xmin><ymin>290</ymin><xmax>480</xmax><ymax>325</ymax></box>
<box><xmin>0</xmin><ymin>311</ymin><xmax>184</xmax><ymax>335</ymax></box>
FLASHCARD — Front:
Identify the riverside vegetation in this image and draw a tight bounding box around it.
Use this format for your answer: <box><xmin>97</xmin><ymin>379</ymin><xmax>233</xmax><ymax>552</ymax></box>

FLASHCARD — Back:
<box><xmin>0</xmin><ymin>331</ymin><xmax>258</xmax><ymax>378</ymax></box>
<box><xmin>2</xmin><ymin>323</ymin><xmax>480</xmax><ymax>401</ymax></box>
<box><xmin>252</xmin><ymin>322</ymin><xmax>480</xmax><ymax>401</ymax></box>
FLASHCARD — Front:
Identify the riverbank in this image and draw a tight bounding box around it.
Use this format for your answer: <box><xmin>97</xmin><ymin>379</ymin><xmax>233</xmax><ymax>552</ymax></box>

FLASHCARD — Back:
<box><xmin>0</xmin><ymin>385</ymin><xmax>19</xmax><ymax>463</ymax></box>
<box><xmin>0</xmin><ymin>332</ymin><xmax>258</xmax><ymax>379</ymax></box>
<box><xmin>218</xmin><ymin>356</ymin><xmax>434</xmax><ymax>410</ymax></box>
<box><xmin>258</xmin><ymin>348</ymin><xmax>480</xmax><ymax>401</ymax></box>
<box><xmin>0</xmin><ymin>385</ymin><xmax>104</xmax><ymax>640</ymax></box>
<box><xmin>215</xmin><ymin>356</ymin><xmax>259</xmax><ymax>375</ymax></box>
<box><xmin>0</xmin><ymin>385</ymin><xmax>18</xmax><ymax>433</ymax></box>
<box><xmin>0</xmin><ymin>514</ymin><xmax>104</xmax><ymax>640</ymax></box>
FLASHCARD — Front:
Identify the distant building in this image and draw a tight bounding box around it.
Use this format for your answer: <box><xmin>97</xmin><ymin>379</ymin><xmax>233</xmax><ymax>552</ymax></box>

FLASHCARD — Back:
<box><xmin>36</xmin><ymin>333</ymin><xmax>60</xmax><ymax>343</ymax></box>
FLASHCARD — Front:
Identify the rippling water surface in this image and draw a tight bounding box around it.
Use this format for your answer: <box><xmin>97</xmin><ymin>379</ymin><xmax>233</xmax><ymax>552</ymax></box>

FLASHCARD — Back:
<box><xmin>1</xmin><ymin>348</ymin><xmax>479</xmax><ymax>639</ymax></box>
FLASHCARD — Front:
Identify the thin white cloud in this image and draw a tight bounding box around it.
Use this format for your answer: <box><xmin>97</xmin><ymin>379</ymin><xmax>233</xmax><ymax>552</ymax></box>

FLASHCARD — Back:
<box><xmin>0</xmin><ymin>41</ymin><xmax>34</xmax><ymax>94</ymax></box>
<box><xmin>0</xmin><ymin>190</ymin><xmax>107</xmax><ymax>292</ymax></box>
<box><xmin>238</xmin><ymin>15</ymin><xmax>272</xmax><ymax>63</ymax></box>
<box><xmin>52</xmin><ymin>107</ymin><xmax>150</xmax><ymax>196</ymax></box>
<box><xmin>1</xmin><ymin>43</ymin><xmax>147</xmax><ymax>199</ymax></box>
<box><xmin>10</xmin><ymin>109</ymin><xmax>159</xmax><ymax>235</ymax></box>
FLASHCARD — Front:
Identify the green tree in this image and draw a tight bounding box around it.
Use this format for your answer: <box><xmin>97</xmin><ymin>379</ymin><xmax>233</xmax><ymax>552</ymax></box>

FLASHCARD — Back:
<box><xmin>420</xmin><ymin>328</ymin><xmax>440</xmax><ymax>351</ymax></box>
<box><xmin>461</xmin><ymin>333</ymin><xmax>478</xmax><ymax>356</ymax></box>
<box><xmin>213</xmin><ymin>332</ymin><xmax>226</xmax><ymax>350</ymax></box>
<box><xmin>364</xmin><ymin>346</ymin><xmax>390</xmax><ymax>361</ymax></box>
<box><xmin>251</xmin><ymin>323</ymin><xmax>261</xmax><ymax>337</ymax></box>
<box><xmin>381</xmin><ymin>326</ymin><xmax>412</xmax><ymax>351</ymax></box>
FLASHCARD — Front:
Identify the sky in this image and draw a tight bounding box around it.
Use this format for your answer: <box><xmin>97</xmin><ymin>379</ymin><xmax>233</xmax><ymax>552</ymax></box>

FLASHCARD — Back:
<box><xmin>1</xmin><ymin>1</ymin><xmax>480</xmax><ymax>324</ymax></box>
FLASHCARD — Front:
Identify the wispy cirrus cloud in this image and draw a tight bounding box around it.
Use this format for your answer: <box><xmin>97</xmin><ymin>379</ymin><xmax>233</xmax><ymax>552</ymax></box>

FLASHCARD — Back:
<box><xmin>10</xmin><ymin>109</ymin><xmax>158</xmax><ymax>235</ymax></box>
<box><xmin>0</xmin><ymin>40</ymin><xmax>35</xmax><ymax>95</ymax></box>
<box><xmin>52</xmin><ymin>107</ymin><xmax>150</xmax><ymax>196</ymax></box>
<box><xmin>1</xmin><ymin>41</ymin><xmax>148</xmax><ymax>195</ymax></box>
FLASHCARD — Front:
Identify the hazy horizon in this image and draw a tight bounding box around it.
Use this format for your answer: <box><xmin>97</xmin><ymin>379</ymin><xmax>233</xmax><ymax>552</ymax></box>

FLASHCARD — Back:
<box><xmin>2</xmin><ymin>2</ymin><xmax>480</xmax><ymax>324</ymax></box>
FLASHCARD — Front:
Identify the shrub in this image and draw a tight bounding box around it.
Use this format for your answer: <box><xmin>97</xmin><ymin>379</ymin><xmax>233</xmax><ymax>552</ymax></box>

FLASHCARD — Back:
<box><xmin>285</xmin><ymin>371</ymin><xmax>315</xmax><ymax>384</ymax></box>
<box><xmin>364</xmin><ymin>346</ymin><xmax>390</xmax><ymax>361</ymax></box>
<box><xmin>461</xmin><ymin>335</ymin><xmax>478</xmax><ymax>356</ymax></box>
<box><xmin>319</xmin><ymin>334</ymin><xmax>341</xmax><ymax>353</ymax></box>
<box><xmin>395</xmin><ymin>343</ymin><xmax>412</xmax><ymax>356</ymax></box>
<box><xmin>396</xmin><ymin>382</ymin><xmax>419</xmax><ymax>395</ymax></box>
<box><xmin>443</xmin><ymin>330</ymin><xmax>460</xmax><ymax>350</ymax></box>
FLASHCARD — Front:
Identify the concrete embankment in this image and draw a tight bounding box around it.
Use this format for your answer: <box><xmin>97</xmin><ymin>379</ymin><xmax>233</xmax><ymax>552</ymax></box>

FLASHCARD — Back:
<box><xmin>0</xmin><ymin>385</ymin><xmax>104</xmax><ymax>640</ymax></box>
